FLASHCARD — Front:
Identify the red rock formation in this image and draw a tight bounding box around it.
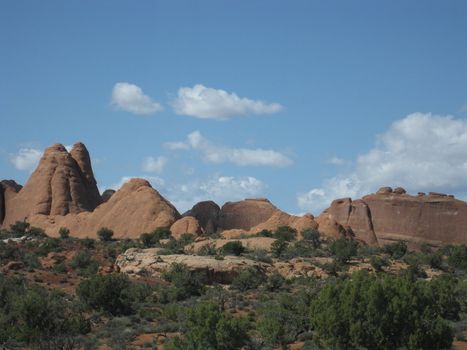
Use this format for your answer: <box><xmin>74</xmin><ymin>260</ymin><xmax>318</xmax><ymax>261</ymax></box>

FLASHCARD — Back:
<box><xmin>0</xmin><ymin>180</ymin><xmax>22</xmax><ymax>225</ymax></box>
<box><xmin>318</xmin><ymin>187</ymin><xmax>467</xmax><ymax>247</ymax></box>
<box><xmin>218</xmin><ymin>198</ymin><xmax>278</xmax><ymax>232</ymax></box>
<box><xmin>183</xmin><ymin>200</ymin><xmax>220</xmax><ymax>233</ymax></box>
<box><xmin>3</xmin><ymin>144</ymin><xmax>102</xmax><ymax>227</ymax></box>
<box><xmin>170</xmin><ymin>216</ymin><xmax>202</xmax><ymax>239</ymax></box>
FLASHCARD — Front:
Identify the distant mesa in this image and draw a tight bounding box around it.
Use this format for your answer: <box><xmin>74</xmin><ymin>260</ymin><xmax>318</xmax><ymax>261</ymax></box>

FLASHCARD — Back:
<box><xmin>1</xmin><ymin>143</ymin><xmax>467</xmax><ymax>247</ymax></box>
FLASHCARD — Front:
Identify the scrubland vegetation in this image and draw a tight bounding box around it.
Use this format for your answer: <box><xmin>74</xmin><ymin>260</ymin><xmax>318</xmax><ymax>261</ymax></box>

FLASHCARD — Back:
<box><xmin>0</xmin><ymin>221</ymin><xmax>466</xmax><ymax>349</ymax></box>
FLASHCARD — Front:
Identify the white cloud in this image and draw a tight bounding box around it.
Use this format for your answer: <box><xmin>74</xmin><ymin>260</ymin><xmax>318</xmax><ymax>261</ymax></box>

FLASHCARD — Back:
<box><xmin>171</xmin><ymin>84</ymin><xmax>283</xmax><ymax>120</ymax></box>
<box><xmin>111</xmin><ymin>82</ymin><xmax>163</xmax><ymax>115</ymax></box>
<box><xmin>326</xmin><ymin>156</ymin><xmax>347</xmax><ymax>166</ymax></box>
<box><xmin>10</xmin><ymin>148</ymin><xmax>42</xmax><ymax>171</ymax></box>
<box><xmin>298</xmin><ymin>113</ymin><xmax>467</xmax><ymax>214</ymax></box>
<box><xmin>166</xmin><ymin>130</ymin><xmax>292</xmax><ymax>167</ymax></box>
<box><xmin>166</xmin><ymin>175</ymin><xmax>265</xmax><ymax>212</ymax></box>
<box><xmin>111</xmin><ymin>175</ymin><xmax>165</xmax><ymax>190</ymax></box>
<box><xmin>142</xmin><ymin>156</ymin><xmax>167</xmax><ymax>173</ymax></box>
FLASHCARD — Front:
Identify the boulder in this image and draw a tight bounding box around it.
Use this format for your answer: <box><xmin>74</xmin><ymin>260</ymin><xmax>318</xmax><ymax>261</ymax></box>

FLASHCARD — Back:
<box><xmin>183</xmin><ymin>200</ymin><xmax>220</xmax><ymax>233</ymax></box>
<box><xmin>115</xmin><ymin>248</ymin><xmax>269</xmax><ymax>284</ymax></box>
<box><xmin>170</xmin><ymin>216</ymin><xmax>202</xmax><ymax>239</ymax></box>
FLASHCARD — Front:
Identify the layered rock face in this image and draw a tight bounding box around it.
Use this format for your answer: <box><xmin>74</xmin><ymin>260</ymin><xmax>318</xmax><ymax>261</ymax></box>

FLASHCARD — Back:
<box><xmin>3</xmin><ymin>143</ymin><xmax>101</xmax><ymax>227</ymax></box>
<box><xmin>318</xmin><ymin>187</ymin><xmax>467</xmax><ymax>247</ymax></box>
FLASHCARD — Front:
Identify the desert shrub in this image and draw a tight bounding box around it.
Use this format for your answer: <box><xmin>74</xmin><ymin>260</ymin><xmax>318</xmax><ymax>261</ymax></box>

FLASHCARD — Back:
<box><xmin>247</xmin><ymin>249</ymin><xmax>273</xmax><ymax>264</ymax></box>
<box><xmin>370</xmin><ymin>256</ymin><xmax>389</xmax><ymax>272</ymax></box>
<box><xmin>77</xmin><ymin>273</ymin><xmax>148</xmax><ymax>316</ymax></box>
<box><xmin>301</xmin><ymin>228</ymin><xmax>321</xmax><ymax>248</ymax></box>
<box><xmin>263</xmin><ymin>272</ymin><xmax>286</xmax><ymax>292</ymax></box>
<box><xmin>165</xmin><ymin>302</ymin><xmax>250</xmax><ymax>350</ymax></box>
<box><xmin>282</xmin><ymin>240</ymin><xmax>317</xmax><ymax>259</ymax></box>
<box><xmin>231</xmin><ymin>268</ymin><xmax>266</xmax><ymax>292</ymax></box>
<box><xmin>383</xmin><ymin>240</ymin><xmax>408</xmax><ymax>259</ymax></box>
<box><xmin>321</xmin><ymin>260</ymin><xmax>344</xmax><ymax>276</ymax></box>
<box><xmin>161</xmin><ymin>263</ymin><xmax>205</xmax><ymax>301</ymax></box>
<box><xmin>198</xmin><ymin>244</ymin><xmax>217</xmax><ymax>256</ymax></box>
<box><xmin>273</xmin><ymin>226</ymin><xmax>297</xmax><ymax>241</ymax></box>
<box><xmin>22</xmin><ymin>252</ymin><xmax>42</xmax><ymax>269</ymax></box>
<box><xmin>329</xmin><ymin>238</ymin><xmax>358</xmax><ymax>264</ymax></box>
<box><xmin>9</xmin><ymin>220</ymin><xmax>30</xmax><ymax>236</ymax></box>
<box><xmin>447</xmin><ymin>245</ymin><xmax>467</xmax><ymax>270</ymax></box>
<box><xmin>70</xmin><ymin>250</ymin><xmax>99</xmax><ymax>276</ymax></box>
<box><xmin>97</xmin><ymin>227</ymin><xmax>114</xmax><ymax>242</ymax></box>
<box><xmin>424</xmin><ymin>251</ymin><xmax>444</xmax><ymax>269</ymax></box>
<box><xmin>256</xmin><ymin>229</ymin><xmax>273</xmax><ymax>237</ymax></box>
<box><xmin>140</xmin><ymin>227</ymin><xmax>172</xmax><ymax>247</ymax></box>
<box><xmin>37</xmin><ymin>237</ymin><xmax>62</xmax><ymax>256</ymax></box>
<box><xmin>257</xmin><ymin>292</ymin><xmax>312</xmax><ymax>348</ymax></box>
<box><xmin>310</xmin><ymin>271</ymin><xmax>460</xmax><ymax>350</ymax></box>
<box><xmin>220</xmin><ymin>241</ymin><xmax>245</xmax><ymax>256</ymax></box>
<box><xmin>0</xmin><ymin>275</ymin><xmax>90</xmax><ymax>347</ymax></box>
<box><xmin>80</xmin><ymin>237</ymin><xmax>95</xmax><ymax>249</ymax></box>
<box><xmin>271</xmin><ymin>239</ymin><xmax>289</xmax><ymax>258</ymax></box>
<box><xmin>58</xmin><ymin>227</ymin><xmax>70</xmax><ymax>239</ymax></box>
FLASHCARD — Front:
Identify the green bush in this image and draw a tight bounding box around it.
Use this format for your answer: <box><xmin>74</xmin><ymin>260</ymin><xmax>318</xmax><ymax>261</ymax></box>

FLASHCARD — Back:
<box><xmin>231</xmin><ymin>268</ymin><xmax>266</xmax><ymax>291</ymax></box>
<box><xmin>329</xmin><ymin>238</ymin><xmax>358</xmax><ymax>264</ymax></box>
<box><xmin>97</xmin><ymin>227</ymin><xmax>114</xmax><ymax>242</ymax></box>
<box><xmin>370</xmin><ymin>256</ymin><xmax>389</xmax><ymax>272</ymax></box>
<box><xmin>383</xmin><ymin>240</ymin><xmax>408</xmax><ymax>259</ymax></box>
<box><xmin>165</xmin><ymin>302</ymin><xmax>250</xmax><ymax>350</ymax></box>
<box><xmin>271</xmin><ymin>239</ymin><xmax>289</xmax><ymax>258</ymax></box>
<box><xmin>273</xmin><ymin>226</ymin><xmax>297</xmax><ymax>241</ymax></box>
<box><xmin>447</xmin><ymin>245</ymin><xmax>467</xmax><ymax>270</ymax></box>
<box><xmin>140</xmin><ymin>227</ymin><xmax>172</xmax><ymax>247</ymax></box>
<box><xmin>77</xmin><ymin>273</ymin><xmax>147</xmax><ymax>316</ymax></box>
<box><xmin>310</xmin><ymin>271</ymin><xmax>459</xmax><ymax>350</ymax></box>
<box><xmin>161</xmin><ymin>263</ymin><xmax>205</xmax><ymax>301</ymax></box>
<box><xmin>257</xmin><ymin>229</ymin><xmax>273</xmax><ymax>237</ymax></box>
<box><xmin>301</xmin><ymin>228</ymin><xmax>321</xmax><ymax>248</ymax></box>
<box><xmin>58</xmin><ymin>227</ymin><xmax>70</xmax><ymax>239</ymax></box>
<box><xmin>220</xmin><ymin>241</ymin><xmax>245</xmax><ymax>256</ymax></box>
<box><xmin>70</xmin><ymin>250</ymin><xmax>99</xmax><ymax>276</ymax></box>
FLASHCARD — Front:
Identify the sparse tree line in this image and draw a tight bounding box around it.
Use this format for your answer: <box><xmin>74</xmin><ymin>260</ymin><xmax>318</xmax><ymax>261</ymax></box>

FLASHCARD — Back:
<box><xmin>0</xmin><ymin>220</ymin><xmax>466</xmax><ymax>349</ymax></box>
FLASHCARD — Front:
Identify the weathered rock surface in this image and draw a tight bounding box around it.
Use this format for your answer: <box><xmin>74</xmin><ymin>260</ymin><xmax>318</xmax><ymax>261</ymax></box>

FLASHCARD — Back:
<box><xmin>217</xmin><ymin>198</ymin><xmax>319</xmax><ymax>238</ymax></box>
<box><xmin>2</xmin><ymin>143</ymin><xmax>101</xmax><ymax>227</ymax></box>
<box><xmin>185</xmin><ymin>237</ymin><xmax>277</xmax><ymax>254</ymax></box>
<box><xmin>318</xmin><ymin>187</ymin><xmax>467</xmax><ymax>247</ymax></box>
<box><xmin>101</xmin><ymin>189</ymin><xmax>116</xmax><ymax>203</ymax></box>
<box><xmin>27</xmin><ymin>179</ymin><xmax>180</xmax><ymax>239</ymax></box>
<box><xmin>170</xmin><ymin>216</ymin><xmax>202</xmax><ymax>239</ymax></box>
<box><xmin>183</xmin><ymin>201</ymin><xmax>220</xmax><ymax>233</ymax></box>
<box><xmin>0</xmin><ymin>180</ymin><xmax>22</xmax><ymax>225</ymax></box>
<box><xmin>115</xmin><ymin>248</ymin><xmax>269</xmax><ymax>283</ymax></box>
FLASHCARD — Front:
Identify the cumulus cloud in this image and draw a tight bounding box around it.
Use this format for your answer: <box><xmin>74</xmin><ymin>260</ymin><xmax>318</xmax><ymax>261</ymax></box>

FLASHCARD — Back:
<box><xmin>9</xmin><ymin>148</ymin><xmax>42</xmax><ymax>171</ymax></box>
<box><xmin>111</xmin><ymin>82</ymin><xmax>163</xmax><ymax>115</ymax></box>
<box><xmin>142</xmin><ymin>156</ymin><xmax>167</xmax><ymax>173</ymax></box>
<box><xmin>171</xmin><ymin>84</ymin><xmax>283</xmax><ymax>120</ymax></box>
<box><xmin>166</xmin><ymin>175</ymin><xmax>265</xmax><ymax>212</ymax></box>
<box><xmin>298</xmin><ymin>113</ymin><xmax>467</xmax><ymax>214</ymax></box>
<box><xmin>165</xmin><ymin>131</ymin><xmax>292</xmax><ymax>167</ymax></box>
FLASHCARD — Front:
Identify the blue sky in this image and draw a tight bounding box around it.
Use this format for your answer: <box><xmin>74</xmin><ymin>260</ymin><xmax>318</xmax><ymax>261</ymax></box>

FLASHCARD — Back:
<box><xmin>1</xmin><ymin>1</ymin><xmax>467</xmax><ymax>214</ymax></box>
